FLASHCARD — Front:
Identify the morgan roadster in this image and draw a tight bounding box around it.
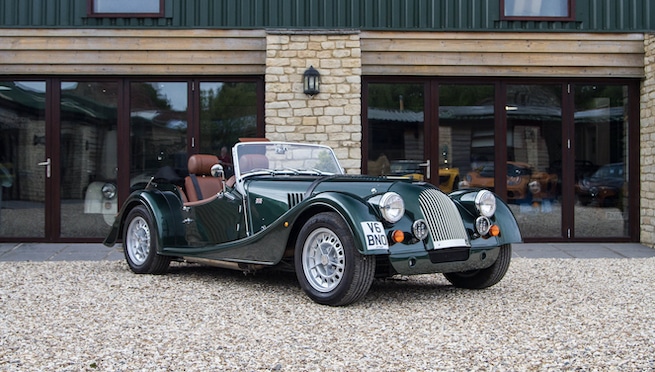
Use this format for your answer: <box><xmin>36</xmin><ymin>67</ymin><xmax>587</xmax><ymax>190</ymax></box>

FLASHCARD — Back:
<box><xmin>105</xmin><ymin>141</ymin><xmax>522</xmax><ymax>306</ymax></box>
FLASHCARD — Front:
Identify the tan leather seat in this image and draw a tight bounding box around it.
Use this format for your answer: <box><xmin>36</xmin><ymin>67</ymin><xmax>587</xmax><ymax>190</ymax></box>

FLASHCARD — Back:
<box><xmin>184</xmin><ymin>154</ymin><xmax>223</xmax><ymax>202</ymax></box>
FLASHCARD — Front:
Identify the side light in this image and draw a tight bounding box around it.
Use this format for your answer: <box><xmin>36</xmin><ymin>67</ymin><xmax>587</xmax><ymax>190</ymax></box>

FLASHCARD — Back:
<box><xmin>101</xmin><ymin>183</ymin><xmax>117</xmax><ymax>200</ymax></box>
<box><xmin>489</xmin><ymin>224</ymin><xmax>500</xmax><ymax>237</ymax></box>
<box><xmin>474</xmin><ymin>190</ymin><xmax>496</xmax><ymax>217</ymax></box>
<box><xmin>391</xmin><ymin>230</ymin><xmax>405</xmax><ymax>243</ymax></box>
<box><xmin>378</xmin><ymin>192</ymin><xmax>405</xmax><ymax>223</ymax></box>
<box><xmin>412</xmin><ymin>219</ymin><xmax>429</xmax><ymax>241</ymax></box>
<box><xmin>475</xmin><ymin>216</ymin><xmax>492</xmax><ymax>236</ymax></box>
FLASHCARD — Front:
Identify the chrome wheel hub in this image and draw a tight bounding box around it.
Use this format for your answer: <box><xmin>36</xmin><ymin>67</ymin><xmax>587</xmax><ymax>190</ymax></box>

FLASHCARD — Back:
<box><xmin>126</xmin><ymin>216</ymin><xmax>150</xmax><ymax>265</ymax></box>
<box><xmin>302</xmin><ymin>227</ymin><xmax>346</xmax><ymax>293</ymax></box>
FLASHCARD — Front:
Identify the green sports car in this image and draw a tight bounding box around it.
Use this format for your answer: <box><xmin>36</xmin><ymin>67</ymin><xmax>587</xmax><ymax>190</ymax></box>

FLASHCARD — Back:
<box><xmin>104</xmin><ymin>141</ymin><xmax>522</xmax><ymax>306</ymax></box>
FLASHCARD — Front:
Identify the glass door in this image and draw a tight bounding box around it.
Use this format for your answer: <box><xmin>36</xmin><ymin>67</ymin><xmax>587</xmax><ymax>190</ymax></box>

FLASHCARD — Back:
<box><xmin>129</xmin><ymin>81</ymin><xmax>189</xmax><ymax>188</ymax></box>
<box><xmin>0</xmin><ymin>81</ymin><xmax>48</xmax><ymax>238</ymax></box>
<box><xmin>573</xmin><ymin>84</ymin><xmax>630</xmax><ymax>238</ymax></box>
<box><xmin>439</xmin><ymin>84</ymin><xmax>495</xmax><ymax>194</ymax></box>
<box><xmin>365</xmin><ymin>82</ymin><xmax>428</xmax><ymax>183</ymax></box>
<box><xmin>505</xmin><ymin>84</ymin><xmax>564</xmax><ymax>239</ymax></box>
<box><xmin>60</xmin><ymin>81</ymin><xmax>119</xmax><ymax>237</ymax></box>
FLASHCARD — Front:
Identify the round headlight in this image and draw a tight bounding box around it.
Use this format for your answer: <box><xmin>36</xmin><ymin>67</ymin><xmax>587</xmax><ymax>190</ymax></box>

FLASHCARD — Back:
<box><xmin>475</xmin><ymin>216</ymin><xmax>492</xmax><ymax>236</ymax></box>
<box><xmin>101</xmin><ymin>183</ymin><xmax>117</xmax><ymax>200</ymax></box>
<box><xmin>474</xmin><ymin>190</ymin><xmax>496</xmax><ymax>217</ymax></box>
<box><xmin>379</xmin><ymin>192</ymin><xmax>405</xmax><ymax>223</ymax></box>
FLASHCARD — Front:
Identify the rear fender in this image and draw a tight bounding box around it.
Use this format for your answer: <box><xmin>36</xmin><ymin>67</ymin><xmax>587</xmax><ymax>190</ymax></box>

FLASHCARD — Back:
<box><xmin>103</xmin><ymin>189</ymin><xmax>184</xmax><ymax>250</ymax></box>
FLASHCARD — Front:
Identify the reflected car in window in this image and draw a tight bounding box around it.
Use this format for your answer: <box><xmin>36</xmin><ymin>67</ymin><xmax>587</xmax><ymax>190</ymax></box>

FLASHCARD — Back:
<box><xmin>463</xmin><ymin>161</ymin><xmax>558</xmax><ymax>204</ymax></box>
<box><xmin>576</xmin><ymin>162</ymin><xmax>625</xmax><ymax>207</ymax></box>
<box><xmin>388</xmin><ymin>160</ymin><xmax>460</xmax><ymax>193</ymax></box>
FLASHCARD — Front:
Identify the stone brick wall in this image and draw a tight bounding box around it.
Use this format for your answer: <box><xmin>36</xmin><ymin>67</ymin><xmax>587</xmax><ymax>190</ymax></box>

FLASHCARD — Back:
<box><xmin>265</xmin><ymin>30</ymin><xmax>362</xmax><ymax>174</ymax></box>
<box><xmin>641</xmin><ymin>33</ymin><xmax>655</xmax><ymax>247</ymax></box>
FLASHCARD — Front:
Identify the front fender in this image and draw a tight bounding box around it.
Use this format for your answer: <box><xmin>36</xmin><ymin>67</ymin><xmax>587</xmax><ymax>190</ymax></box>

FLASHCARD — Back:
<box><xmin>449</xmin><ymin>188</ymin><xmax>523</xmax><ymax>247</ymax></box>
<box><xmin>291</xmin><ymin>192</ymin><xmax>384</xmax><ymax>256</ymax></box>
<box><xmin>103</xmin><ymin>188</ymin><xmax>184</xmax><ymax>250</ymax></box>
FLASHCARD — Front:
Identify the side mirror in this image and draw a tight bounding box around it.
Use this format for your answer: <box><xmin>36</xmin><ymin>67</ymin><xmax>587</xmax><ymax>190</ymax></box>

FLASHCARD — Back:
<box><xmin>211</xmin><ymin>164</ymin><xmax>224</xmax><ymax>178</ymax></box>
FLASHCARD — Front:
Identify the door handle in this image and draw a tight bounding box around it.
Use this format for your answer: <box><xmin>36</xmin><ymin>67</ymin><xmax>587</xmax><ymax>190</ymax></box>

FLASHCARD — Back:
<box><xmin>418</xmin><ymin>159</ymin><xmax>430</xmax><ymax>179</ymax></box>
<box><xmin>38</xmin><ymin>158</ymin><xmax>51</xmax><ymax>178</ymax></box>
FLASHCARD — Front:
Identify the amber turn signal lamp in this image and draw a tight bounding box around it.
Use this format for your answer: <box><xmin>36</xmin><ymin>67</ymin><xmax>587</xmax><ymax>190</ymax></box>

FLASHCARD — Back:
<box><xmin>489</xmin><ymin>224</ymin><xmax>500</xmax><ymax>237</ymax></box>
<box><xmin>391</xmin><ymin>230</ymin><xmax>405</xmax><ymax>243</ymax></box>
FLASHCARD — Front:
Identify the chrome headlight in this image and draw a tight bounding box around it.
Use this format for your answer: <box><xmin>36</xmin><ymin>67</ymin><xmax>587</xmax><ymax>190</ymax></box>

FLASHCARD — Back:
<box><xmin>412</xmin><ymin>219</ymin><xmax>429</xmax><ymax>240</ymax></box>
<box><xmin>378</xmin><ymin>192</ymin><xmax>405</xmax><ymax>223</ymax></box>
<box><xmin>474</xmin><ymin>190</ymin><xmax>496</xmax><ymax>217</ymax></box>
<box><xmin>101</xmin><ymin>183</ymin><xmax>117</xmax><ymax>200</ymax></box>
<box><xmin>475</xmin><ymin>216</ymin><xmax>492</xmax><ymax>236</ymax></box>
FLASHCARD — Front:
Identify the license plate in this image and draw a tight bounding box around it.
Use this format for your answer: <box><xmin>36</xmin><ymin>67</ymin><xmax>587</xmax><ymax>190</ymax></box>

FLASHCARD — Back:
<box><xmin>361</xmin><ymin>221</ymin><xmax>389</xmax><ymax>250</ymax></box>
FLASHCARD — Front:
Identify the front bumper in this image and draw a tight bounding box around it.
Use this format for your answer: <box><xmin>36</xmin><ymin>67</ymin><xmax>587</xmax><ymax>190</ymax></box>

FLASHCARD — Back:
<box><xmin>389</xmin><ymin>245</ymin><xmax>500</xmax><ymax>275</ymax></box>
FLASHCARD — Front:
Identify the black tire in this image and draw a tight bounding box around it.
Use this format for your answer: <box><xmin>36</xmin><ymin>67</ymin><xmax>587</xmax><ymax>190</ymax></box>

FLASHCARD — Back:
<box><xmin>123</xmin><ymin>205</ymin><xmax>171</xmax><ymax>274</ymax></box>
<box><xmin>294</xmin><ymin>212</ymin><xmax>375</xmax><ymax>306</ymax></box>
<box><xmin>443</xmin><ymin>244</ymin><xmax>512</xmax><ymax>289</ymax></box>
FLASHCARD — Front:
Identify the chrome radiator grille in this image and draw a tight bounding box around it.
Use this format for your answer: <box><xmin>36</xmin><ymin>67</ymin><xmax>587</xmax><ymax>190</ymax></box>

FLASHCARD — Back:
<box><xmin>418</xmin><ymin>189</ymin><xmax>470</xmax><ymax>249</ymax></box>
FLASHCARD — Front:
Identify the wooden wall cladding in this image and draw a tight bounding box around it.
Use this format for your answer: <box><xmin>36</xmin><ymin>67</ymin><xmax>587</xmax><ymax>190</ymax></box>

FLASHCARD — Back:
<box><xmin>0</xmin><ymin>29</ymin><xmax>267</xmax><ymax>75</ymax></box>
<box><xmin>360</xmin><ymin>32</ymin><xmax>646</xmax><ymax>78</ymax></box>
<box><xmin>0</xmin><ymin>29</ymin><xmax>645</xmax><ymax>79</ymax></box>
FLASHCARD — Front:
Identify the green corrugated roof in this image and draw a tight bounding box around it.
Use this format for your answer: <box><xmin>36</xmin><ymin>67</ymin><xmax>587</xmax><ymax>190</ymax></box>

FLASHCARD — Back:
<box><xmin>1</xmin><ymin>0</ymin><xmax>653</xmax><ymax>32</ymax></box>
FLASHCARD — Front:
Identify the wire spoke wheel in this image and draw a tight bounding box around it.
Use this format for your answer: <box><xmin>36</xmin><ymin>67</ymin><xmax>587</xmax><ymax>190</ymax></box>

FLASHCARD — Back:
<box><xmin>122</xmin><ymin>205</ymin><xmax>170</xmax><ymax>274</ymax></box>
<box><xmin>126</xmin><ymin>216</ymin><xmax>151</xmax><ymax>266</ymax></box>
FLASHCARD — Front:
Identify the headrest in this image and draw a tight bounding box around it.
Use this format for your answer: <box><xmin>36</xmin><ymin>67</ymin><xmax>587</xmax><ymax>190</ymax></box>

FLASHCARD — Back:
<box><xmin>239</xmin><ymin>154</ymin><xmax>269</xmax><ymax>173</ymax></box>
<box><xmin>188</xmin><ymin>154</ymin><xmax>220</xmax><ymax>176</ymax></box>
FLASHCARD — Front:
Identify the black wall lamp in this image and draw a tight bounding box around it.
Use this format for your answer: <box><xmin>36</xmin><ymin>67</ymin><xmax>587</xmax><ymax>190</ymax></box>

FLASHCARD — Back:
<box><xmin>303</xmin><ymin>65</ymin><xmax>320</xmax><ymax>97</ymax></box>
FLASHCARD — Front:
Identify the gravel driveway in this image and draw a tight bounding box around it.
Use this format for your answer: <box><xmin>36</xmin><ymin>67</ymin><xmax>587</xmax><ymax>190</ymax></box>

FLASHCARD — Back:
<box><xmin>1</xmin><ymin>258</ymin><xmax>654</xmax><ymax>371</ymax></box>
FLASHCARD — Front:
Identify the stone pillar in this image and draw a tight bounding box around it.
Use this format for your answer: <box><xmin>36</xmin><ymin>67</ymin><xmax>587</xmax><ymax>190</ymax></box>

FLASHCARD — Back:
<box><xmin>265</xmin><ymin>30</ymin><xmax>362</xmax><ymax>174</ymax></box>
<box><xmin>641</xmin><ymin>33</ymin><xmax>655</xmax><ymax>247</ymax></box>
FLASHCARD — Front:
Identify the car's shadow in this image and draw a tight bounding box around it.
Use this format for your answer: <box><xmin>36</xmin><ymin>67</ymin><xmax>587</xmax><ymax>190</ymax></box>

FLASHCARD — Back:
<box><xmin>164</xmin><ymin>262</ymin><xmax>466</xmax><ymax>305</ymax></box>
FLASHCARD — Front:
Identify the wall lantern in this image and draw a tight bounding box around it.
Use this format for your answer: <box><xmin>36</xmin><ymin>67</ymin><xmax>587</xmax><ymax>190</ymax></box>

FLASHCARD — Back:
<box><xmin>303</xmin><ymin>65</ymin><xmax>320</xmax><ymax>97</ymax></box>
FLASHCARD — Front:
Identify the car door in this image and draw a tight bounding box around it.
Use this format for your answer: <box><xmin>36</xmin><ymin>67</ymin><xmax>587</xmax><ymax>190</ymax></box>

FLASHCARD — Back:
<box><xmin>182</xmin><ymin>190</ymin><xmax>247</xmax><ymax>246</ymax></box>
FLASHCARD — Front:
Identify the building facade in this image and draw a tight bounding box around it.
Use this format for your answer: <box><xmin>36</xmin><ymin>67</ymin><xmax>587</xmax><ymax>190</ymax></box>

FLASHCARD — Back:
<box><xmin>0</xmin><ymin>0</ymin><xmax>653</xmax><ymax>245</ymax></box>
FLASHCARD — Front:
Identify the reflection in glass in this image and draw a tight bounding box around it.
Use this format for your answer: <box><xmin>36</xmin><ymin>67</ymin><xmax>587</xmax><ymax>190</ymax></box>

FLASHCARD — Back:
<box><xmin>366</xmin><ymin>83</ymin><xmax>425</xmax><ymax>183</ymax></box>
<box><xmin>130</xmin><ymin>82</ymin><xmax>188</xmax><ymax>187</ymax></box>
<box><xmin>574</xmin><ymin>85</ymin><xmax>629</xmax><ymax>237</ymax></box>
<box><xmin>0</xmin><ymin>81</ymin><xmax>47</xmax><ymax>238</ymax></box>
<box><xmin>440</xmin><ymin>85</ymin><xmax>495</xmax><ymax>194</ymax></box>
<box><xmin>504</xmin><ymin>0</ymin><xmax>569</xmax><ymax>17</ymax></box>
<box><xmin>199</xmin><ymin>82</ymin><xmax>258</xmax><ymax>175</ymax></box>
<box><xmin>506</xmin><ymin>85</ymin><xmax>562</xmax><ymax>238</ymax></box>
<box><xmin>60</xmin><ymin>81</ymin><xmax>118</xmax><ymax>237</ymax></box>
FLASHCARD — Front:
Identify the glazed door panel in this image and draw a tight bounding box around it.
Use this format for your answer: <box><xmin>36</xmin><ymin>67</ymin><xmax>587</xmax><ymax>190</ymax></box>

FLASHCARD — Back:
<box><xmin>505</xmin><ymin>84</ymin><xmax>564</xmax><ymax>239</ymax></box>
<box><xmin>60</xmin><ymin>81</ymin><xmax>119</xmax><ymax>237</ymax></box>
<box><xmin>365</xmin><ymin>83</ymin><xmax>429</xmax><ymax>183</ymax></box>
<box><xmin>439</xmin><ymin>84</ymin><xmax>495</xmax><ymax>194</ymax></box>
<box><xmin>0</xmin><ymin>81</ymin><xmax>48</xmax><ymax>239</ymax></box>
<box><xmin>573</xmin><ymin>84</ymin><xmax>630</xmax><ymax>238</ymax></box>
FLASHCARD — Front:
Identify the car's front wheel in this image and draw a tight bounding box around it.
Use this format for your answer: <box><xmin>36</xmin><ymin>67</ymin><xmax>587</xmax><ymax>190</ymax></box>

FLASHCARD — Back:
<box><xmin>295</xmin><ymin>212</ymin><xmax>375</xmax><ymax>306</ymax></box>
<box><xmin>123</xmin><ymin>205</ymin><xmax>171</xmax><ymax>274</ymax></box>
<box><xmin>443</xmin><ymin>244</ymin><xmax>511</xmax><ymax>289</ymax></box>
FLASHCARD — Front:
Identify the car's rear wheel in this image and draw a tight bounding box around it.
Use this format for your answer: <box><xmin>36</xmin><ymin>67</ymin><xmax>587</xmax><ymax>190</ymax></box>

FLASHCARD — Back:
<box><xmin>123</xmin><ymin>205</ymin><xmax>170</xmax><ymax>274</ymax></box>
<box><xmin>295</xmin><ymin>212</ymin><xmax>375</xmax><ymax>306</ymax></box>
<box><xmin>443</xmin><ymin>244</ymin><xmax>511</xmax><ymax>289</ymax></box>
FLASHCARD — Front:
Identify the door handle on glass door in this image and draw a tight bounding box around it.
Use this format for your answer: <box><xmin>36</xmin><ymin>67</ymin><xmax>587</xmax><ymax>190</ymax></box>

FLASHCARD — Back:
<box><xmin>418</xmin><ymin>159</ymin><xmax>430</xmax><ymax>179</ymax></box>
<box><xmin>38</xmin><ymin>158</ymin><xmax>51</xmax><ymax>178</ymax></box>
